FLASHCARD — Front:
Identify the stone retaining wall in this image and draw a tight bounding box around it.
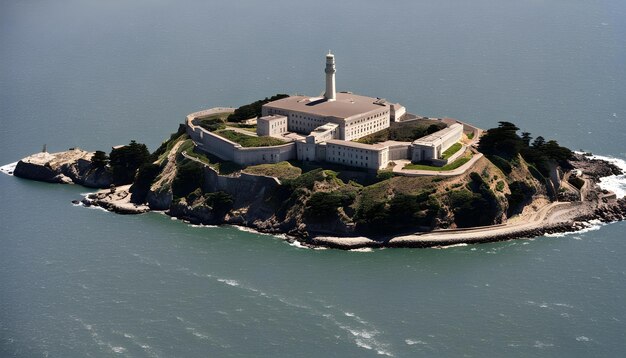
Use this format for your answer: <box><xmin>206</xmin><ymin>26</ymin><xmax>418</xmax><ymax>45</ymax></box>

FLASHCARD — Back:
<box><xmin>186</xmin><ymin>108</ymin><xmax>296</xmax><ymax>166</ymax></box>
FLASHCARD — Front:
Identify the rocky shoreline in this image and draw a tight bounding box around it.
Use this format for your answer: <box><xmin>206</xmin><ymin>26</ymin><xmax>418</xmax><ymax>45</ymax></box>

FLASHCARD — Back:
<box><xmin>7</xmin><ymin>149</ymin><xmax>626</xmax><ymax>250</ymax></box>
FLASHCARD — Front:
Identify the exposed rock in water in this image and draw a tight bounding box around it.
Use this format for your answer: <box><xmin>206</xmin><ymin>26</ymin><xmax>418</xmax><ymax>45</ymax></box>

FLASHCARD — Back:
<box><xmin>571</xmin><ymin>153</ymin><xmax>623</xmax><ymax>180</ymax></box>
<box><xmin>13</xmin><ymin>149</ymin><xmax>113</xmax><ymax>188</ymax></box>
<box><xmin>9</xmin><ymin>140</ymin><xmax>626</xmax><ymax>249</ymax></box>
<box><xmin>80</xmin><ymin>185</ymin><xmax>150</xmax><ymax>214</ymax></box>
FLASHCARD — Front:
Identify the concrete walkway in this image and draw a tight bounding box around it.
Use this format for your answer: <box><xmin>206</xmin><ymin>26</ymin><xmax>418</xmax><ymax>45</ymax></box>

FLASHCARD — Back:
<box><xmin>224</xmin><ymin>126</ymin><xmax>259</xmax><ymax>137</ymax></box>
<box><xmin>391</xmin><ymin>151</ymin><xmax>484</xmax><ymax>177</ymax></box>
<box><xmin>312</xmin><ymin>200</ymin><xmax>579</xmax><ymax>249</ymax></box>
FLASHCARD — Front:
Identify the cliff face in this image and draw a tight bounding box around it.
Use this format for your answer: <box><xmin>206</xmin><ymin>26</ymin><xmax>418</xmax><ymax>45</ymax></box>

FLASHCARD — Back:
<box><xmin>12</xmin><ymin>134</ymin><xmax>623</xmax><ymax>244</ymax></box>
<box><xmin>151</xmin><ymin>156</ymin><xmax>520</xmax><ymax>238</ymax></box>
<box><xmin>13</xmin><ymin>149</ymin><xmax>113</xmax><ymax>188</ymax></box>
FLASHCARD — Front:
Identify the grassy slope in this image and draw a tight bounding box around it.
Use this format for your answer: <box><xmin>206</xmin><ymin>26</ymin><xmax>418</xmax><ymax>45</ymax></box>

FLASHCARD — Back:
<box><xmin>144</xmin><ymin>121</ymin><xmax>549</xmax><ymax>234</ymax></box>
<box><xmin>243</xmin><ymin>161</ymin><xmax>302</xmax><ymax>180</ymax></box>
<box><xmin>215</xmin><ymin>130</ymin><xmax>286</xmax><ymax>147</ymax></box>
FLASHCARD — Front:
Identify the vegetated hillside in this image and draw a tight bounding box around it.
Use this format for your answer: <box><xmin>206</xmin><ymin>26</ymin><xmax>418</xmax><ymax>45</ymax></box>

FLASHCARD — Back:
<box><xmin>355</xmin><ymin>119</ymin><xmax>446</xmax><ymax>144</ymax></box>
<box><xmin>115</xmin><ymin>120</ymin><xmax>561</xmax><ymax>239</ymax></box>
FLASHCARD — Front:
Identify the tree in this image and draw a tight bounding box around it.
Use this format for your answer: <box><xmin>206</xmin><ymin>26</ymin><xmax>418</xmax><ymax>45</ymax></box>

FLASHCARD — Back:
<box><xmin>532</xmin><ymin>136</ymin><xmax>545</xmax><ymax>148</ymax></box>
<box><xmin>91</xmin><ymin>150</ymin><xmax>109</xmax><ymax>168</ymax></box>
<box><xmin>227</xmin><ymin>94</ymin><xmax>289</xmax><ymax>122</ymax></box>
<box><xmin>129</xmin><ymin>163</ymin><xmax>161</xmax><ymax>203</ymax></box>
<box><xmin>477</xmin><ymin>121</ymin><xmax>524</xmax><ymax>159</ymax></box>
<box><xmin>109</xmin><ymin>140</ymin><xmax>150</xmax><ymax>184</ymax></box>
<box><xmin>203</xmin><ymin>191</ymin><xmax>233</xmax><ymax>217</ymax></box>
<box><xmin>521</xmin><ymin>132</ymin><xmax>532</xmax><ymax>146</ymax></box>
<box><xmin>172</xmin><ymin>160</ymin><xmax>204</xmax><ymax>198</ymax></box>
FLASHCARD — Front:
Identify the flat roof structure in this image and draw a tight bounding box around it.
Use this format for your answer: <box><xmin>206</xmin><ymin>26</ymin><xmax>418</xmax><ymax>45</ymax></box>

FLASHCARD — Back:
<box><xmin>258</xmin><ymin>114</ymin><xmax>286</xmax><ymax>123</ymax></box>
<box><xmin>412</xmin><ymin>123</ymin><xmax>462</xmax><ymax>146</ymax></box>
<box><xmin>326</xmin><ymin>139</ymin><xmax>385</xmax><ymax>150</ymax></box>
<box><xmin>264</xmin><ymin>92</ymin><xmax>386</xmax><ymax>119</ymax></box>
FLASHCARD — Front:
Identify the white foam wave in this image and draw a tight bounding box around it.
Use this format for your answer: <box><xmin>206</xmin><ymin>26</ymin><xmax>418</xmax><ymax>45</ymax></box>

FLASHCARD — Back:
<box><xmin>189</xmin><ymin>224</ymin><xmax>218</xmax><ymax>228</ymax></box>
<box><xmin>231</xmin><ymin>225</ymin><xmax>269</xmax><ymax>235</ymax></box>
<box><xmin>580</xmin><ymin>153</ymin><xmax>626</xmax><ymax>198</ymax></box>
<box><xmin>186</xmin><ymin>327</ymin><xmax>209</xmax><ymax>340</ymax></box>
<box><xmin>131</xmin><ymin>253</ymin><xmax>162</xmax><ymax>267</ymax></box>
<box><xmin>545</xmin><ymin>220</ymin><xmax>605</xmax><ymax>237</ymax></box>
<box><xmin>435</xmin><ymin>243</ymin><xmax>468</xmax><ymax>249</ymax></box>
<box><xmin>112</xmin><ymin>330</ymin><xmax>161</xmax><ymax>357</ymax></box>
<box><xmin>179</xmin><ymin>268</ymin><xmax>394</xmax><ymax>355</ymax></box>
<box><xmin>576</xmin><ymin>336</ymin><xmax>591</xmax><ymax>342</ymax></box>
<box><xmin>111</xmin><ymin>346</ymin><xmax>126</xmax><ymax>353</ymax></box>
<box><xmin>533</xmin><ymin>341</ymin><xmax>554</xmax><ymax>348</ymax></box>
<box><xmin>217</xmin><ymin>278</ymin><xmax>240</xmax><ymax>287</ymax></box>
<box><xmin>288</xmin><ymin>240</ymin><xmax>309</xmax><ymax>249</ymax></box>
<box><xmin>83</xmin><ymin>204</ymin><xmax>110</xmax><ymax>212</ymax></box>
<box><xmin>349</xmin><ymin>247</ymin><xmax>374</xmax><ymax>252</ymax></box>
<box><xmin>405</xmin><ymin>339</ymin><xmax>428</xmax><ymax>345</ymax></box>
<box><xmin>73</xmin><ymin>316</ymin><xmax>128</xmax><ymax>355</ymax></box>
<box><xmin>0</xmin><ymin>161</ymin><xmax>18</xmax><ymax>175</ymax></box>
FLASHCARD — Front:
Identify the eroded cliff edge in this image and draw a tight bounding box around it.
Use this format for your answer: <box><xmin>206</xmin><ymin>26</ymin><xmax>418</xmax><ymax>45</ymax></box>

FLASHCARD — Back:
<box><xmin>10</xmin><ymin>126</ymin><xmax>626</xmax><ymax>249</ymax></box>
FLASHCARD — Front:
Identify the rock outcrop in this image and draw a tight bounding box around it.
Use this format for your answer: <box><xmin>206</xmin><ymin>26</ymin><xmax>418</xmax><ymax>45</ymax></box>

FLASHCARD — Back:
<box><xmin>13</xmin><ymin>149</ymin><xmax>113</xmax><ymax>188</ymax></box>
<box><xmin>9</xmin><ymin>138</ymin><xmax>626</xmax><ymax>249</ymax></box>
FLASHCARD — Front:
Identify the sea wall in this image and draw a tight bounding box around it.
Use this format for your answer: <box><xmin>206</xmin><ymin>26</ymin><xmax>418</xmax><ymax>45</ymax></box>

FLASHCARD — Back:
<box><xmin>185</xmin><ymin>108</ymin><xmax>296</xmax><ymax>166</ymax></box>
<box><xmin>202</xmin><ymin>165</ymin><xmax>280</xmax><ymax>207</ymax></box>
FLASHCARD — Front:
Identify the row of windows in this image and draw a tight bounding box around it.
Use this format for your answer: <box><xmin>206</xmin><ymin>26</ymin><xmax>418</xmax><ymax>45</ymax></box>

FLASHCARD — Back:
<box><xmin>330</xmin><ymin>150</ymin><xmax>369</xmax><ymax>161</ymax></box>
<box><xmin>347</xmin><ymin>111</ymin><xmax>388</xmax><ymax>126</ymax></box>
<box><xmin>270</xmin><ymin>120</ymin><xmax>286</xmax><ymax>129</ymax></box>
<box><xmin>328</xmin><ymin>156</ymin><xmax>370</xmax><ymax>168</ymax></box>
<box><xmin>347</xmin><ymin>118</ymin><xmax>387</xmax><ymax>138</ymax></box>
<box><xmin>328</xmin><ymin>144</ymin><xmax>375</xmax><ymax>153</ymax></box>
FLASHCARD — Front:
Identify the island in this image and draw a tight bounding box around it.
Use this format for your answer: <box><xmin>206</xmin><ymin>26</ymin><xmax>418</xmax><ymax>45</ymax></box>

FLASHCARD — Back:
<box><xmin>6</xmin><ymin>53</ymin><xmax>626</xmax><ymax>249</ymax></box>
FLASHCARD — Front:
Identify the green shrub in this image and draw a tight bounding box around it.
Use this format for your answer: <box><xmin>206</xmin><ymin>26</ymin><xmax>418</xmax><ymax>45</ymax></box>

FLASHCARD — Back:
<box><xmin>305</xmin><ymin>191</ymin><xmax>355</xmax><ymax>218</ymax></box>
<box><xmin>109</xmin><ymin>140</ymin><xmax>151</xmax><ymax>185</ymax></box>
<box><xmin>496</xmin><ymin>180</ymin><xmax>505</xmax><ymax>192</ymax></box>
<box><xmin>198</xmin><ymin>117</ymin><xmax>226</xmax><ymax>132</ymax></box>
<box><xmin>376</xmin><ymin>170</ymin><xmax>394</xmax><ymax>181</ymax></box>
<box><xmin>91</xmin><ymin>150</ymin><xmax>109</xmax><ymax>168</ymax></box>
<box><xmin>150</xmin><ymin>125</ymin><xmax>187</xmax><ymax>162</ymax></box>
<box><xmin>244</xmin><ymin>161</ymin><xmax>302</xmax><ymax>180</ymax></box>
<box><xmin>506</xmin><ymin>181</ymin><xmax>536</xmax><ymax>216</ymax></box>
<box><xmin>227</xmin><ymin>94</ymin><xmax>289</xmax><ymax>122</ymax></box>
<box><xmin>215</xmin><ymin>130</ymin><xmax>286</xmax><ymax>147</ymax></box>
<box><xmin>130</xmin><ymin>163</ymin><xmax>161</xmax><ymax>203</ymax></box>
<box><xmin>488</xmin><ymin>155</ymin><xmax>512</xmax><ymax>175</ymax></box>
<box><xmin>283</xmin><ymin>168</ymin><xmax>325</xmax><ymax>190</ymax></box>
<box><xmin>172</xmin><ymin>160</ymin><xmax>204</xmax><ymax>198</ymax></box>
<box><xmin>203</xmin><ymin>191</ymin><xmax>233</xmax><ymax>217</ymax></box>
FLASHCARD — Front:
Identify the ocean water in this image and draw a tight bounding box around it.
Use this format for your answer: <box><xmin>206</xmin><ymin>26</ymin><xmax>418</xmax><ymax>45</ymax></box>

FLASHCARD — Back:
<box><xmin>1</xmin><ymin>0</ymin><xmax>626</xmax><ymax>356</ymax></box>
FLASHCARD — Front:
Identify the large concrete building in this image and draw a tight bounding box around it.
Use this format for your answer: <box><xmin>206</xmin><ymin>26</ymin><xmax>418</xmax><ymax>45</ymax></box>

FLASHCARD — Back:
<box><xmin>188</xmin><ymin>53</ymin><xmax>464</xmax><ymax>171</ymax></box>
<box><xmin>261</xmin><ymin>52</ymin><xmax>404</xmax><ymax>141</ymax></box>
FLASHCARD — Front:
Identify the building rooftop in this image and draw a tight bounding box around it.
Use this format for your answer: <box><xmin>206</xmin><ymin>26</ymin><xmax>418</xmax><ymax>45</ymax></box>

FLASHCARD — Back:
<box><xmin>413</xmin><ymin>123</ymin><xmax>462</xmax><ymax>146</ymax></box>
<box><xmin>264</xmin><ymin>92</ymin><xmax>387</xmax><ymax>119</ymax></box>
<box><xmin>258</xmin><ymin>115</ymin><xmax>286</xmax><ymax>123</ymax></box>
<box><xmin>311</xmin><ymin>123</ymin><xmax>338</xmax><ymax>134</ymax></box>
<box><xmin>326</xmin><ymin>139</ymin><xmax>385</xmax><ymax>151</ymax></box>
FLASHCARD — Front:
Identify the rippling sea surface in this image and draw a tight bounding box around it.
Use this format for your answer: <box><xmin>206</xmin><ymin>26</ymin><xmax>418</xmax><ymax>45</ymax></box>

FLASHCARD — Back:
<box><xmin>1</xmin><ymin>1</ymin><xmax>625</xmax><ymax>356</ymax></box>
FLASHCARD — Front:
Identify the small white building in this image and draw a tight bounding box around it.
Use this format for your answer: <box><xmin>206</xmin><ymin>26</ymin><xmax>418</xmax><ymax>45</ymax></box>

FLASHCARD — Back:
<box><xmin>257</xmin><ymin>115</ymin><xmax>288</xmax><ymax>137</ymax></box>
<box><xmin>325</xmin><ymin>140</ymin><xmax>389</xmax><ymax>170</ymax></box>
<box><xmin>411</xmin><ymin>123</ymin><xmax>463</xmax><ymax>162</ymax></box>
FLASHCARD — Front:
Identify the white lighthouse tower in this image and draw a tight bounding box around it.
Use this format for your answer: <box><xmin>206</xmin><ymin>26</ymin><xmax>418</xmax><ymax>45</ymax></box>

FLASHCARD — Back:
<box><xmin>324</xmin><ymin>51</ymin><xmax>336</xmax><ymax>101</ymax></box>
